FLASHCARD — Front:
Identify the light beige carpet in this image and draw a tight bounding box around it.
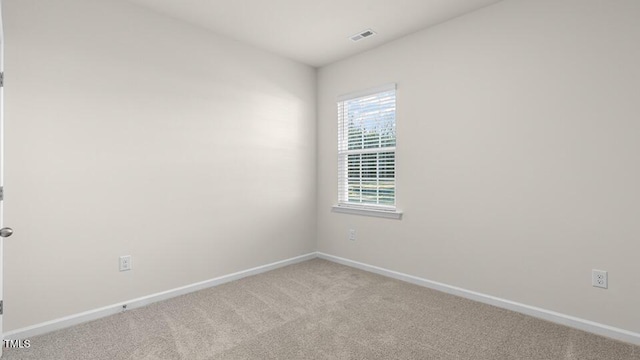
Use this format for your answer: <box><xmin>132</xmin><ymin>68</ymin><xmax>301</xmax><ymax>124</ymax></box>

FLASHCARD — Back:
<box><xmin>4</xmin><ymin>259</ymin><xmax>639</xmax><ymax>359</ymax></box>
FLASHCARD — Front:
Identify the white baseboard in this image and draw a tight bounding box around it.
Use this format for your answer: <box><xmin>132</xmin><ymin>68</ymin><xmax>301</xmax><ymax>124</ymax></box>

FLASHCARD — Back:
<box><xmin>317</xmin><ymin>252</ymin><xmax>640</xmax><ymax>346</ymax></box>
<box><xmin>4</xmin><ymin>252</ymin><xmax>316</xmax><ymax>340</ymax></box>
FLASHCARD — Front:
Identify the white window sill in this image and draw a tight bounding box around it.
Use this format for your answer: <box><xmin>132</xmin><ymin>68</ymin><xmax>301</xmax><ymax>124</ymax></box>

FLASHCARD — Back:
<box><xmin>331</xmin><ymin>205</ymin><xmax>403</xmax><ymax>220</ymax></box>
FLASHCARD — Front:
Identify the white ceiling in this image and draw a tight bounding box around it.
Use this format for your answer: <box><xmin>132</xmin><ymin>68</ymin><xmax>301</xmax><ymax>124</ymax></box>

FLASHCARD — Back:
<box><xmin>123</xmin><ymin>0</ymin><xmax>502</xmax><ymax>67</ymax></box>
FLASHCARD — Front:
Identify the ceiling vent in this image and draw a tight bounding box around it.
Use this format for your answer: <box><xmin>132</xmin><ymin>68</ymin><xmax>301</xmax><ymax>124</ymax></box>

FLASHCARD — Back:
<box><xmin>349</xmin><ymin>29</ymin><xmax>377</xmax><ymax>42</ymax></box>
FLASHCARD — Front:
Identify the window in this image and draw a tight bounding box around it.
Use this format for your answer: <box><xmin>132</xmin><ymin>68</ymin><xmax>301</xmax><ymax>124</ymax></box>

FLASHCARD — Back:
<box><xmin>335</xmin><ymin>84</ymin><xmax>399</xmax><ymax>218</ymax></box>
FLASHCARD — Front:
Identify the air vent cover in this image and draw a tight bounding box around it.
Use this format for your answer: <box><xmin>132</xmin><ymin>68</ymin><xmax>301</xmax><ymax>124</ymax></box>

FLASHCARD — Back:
<box><xmin>349</xmin><ymin>29</ymin><xmax>377</xmax><ymax>42</ymax></box>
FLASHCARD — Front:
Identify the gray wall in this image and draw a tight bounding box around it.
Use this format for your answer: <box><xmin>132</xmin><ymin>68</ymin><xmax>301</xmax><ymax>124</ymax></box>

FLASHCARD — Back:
<box><xmin>317</xmin><ymin>0</ymin><xmax>640</xmax><ymax>333</ymax></box>
<box><xmin>4</xmin><ymin>0</ymin><xmax>317</xmax><ymax>331</ymax></box>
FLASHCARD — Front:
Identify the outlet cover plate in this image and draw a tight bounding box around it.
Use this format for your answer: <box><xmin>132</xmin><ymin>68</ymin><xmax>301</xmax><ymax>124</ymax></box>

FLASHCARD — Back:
<box><xmin>119</xmin><ymin>255</ymin><xmax>132</xmax><ymax>272</ymax></box>
<box><xmin>592</xmin><ymin>269</ymin><xmax>607</xmax><ymax>289</ymax></box>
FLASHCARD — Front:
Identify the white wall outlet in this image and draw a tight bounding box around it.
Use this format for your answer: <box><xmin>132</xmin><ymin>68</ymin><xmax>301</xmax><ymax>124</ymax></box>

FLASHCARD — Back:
<box><xmin>348</xmin><ymin>229</ymin><xmax>356</xmax><ymax>241</ymax></box>
<box><xmin>592</xmin><ymin>269</ymin><xmax>607</xmax><ymax>289</ymax></box>
<box><xmin>119</xmin><ymin>255</ymin><xmax>132</xmax><ymax>272</ymax></box>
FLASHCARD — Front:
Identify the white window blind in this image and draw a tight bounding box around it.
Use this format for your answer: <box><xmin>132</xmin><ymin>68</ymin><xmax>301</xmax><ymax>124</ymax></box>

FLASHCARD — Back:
<box><xmin>337</xmin><ymin>84</ymin><xmax>396</xmax><ymax>210</ymax></box>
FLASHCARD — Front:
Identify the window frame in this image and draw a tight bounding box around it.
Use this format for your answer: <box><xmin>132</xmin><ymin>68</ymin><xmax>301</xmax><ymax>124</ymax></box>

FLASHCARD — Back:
<box><xmin>332</xmin><ymin>84</ymin><xmax>402</xmax><ymax>219</ymax></box>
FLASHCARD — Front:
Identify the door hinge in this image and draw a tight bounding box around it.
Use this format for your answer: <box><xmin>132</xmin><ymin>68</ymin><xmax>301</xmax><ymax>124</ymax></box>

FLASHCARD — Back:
<box><xmin>0</xmin><ymin>300</ymin><xmax>3</xmax><ymax>315</ymax></box>
<box><xmin>0</xmin><ymin>186</ymin><xmax>3</xmax><ymax>201</ymax></box>
<box><xmin>0</xmin><ymin>72</ymin><xmax>3</xmax><ymax>87</ymax></box>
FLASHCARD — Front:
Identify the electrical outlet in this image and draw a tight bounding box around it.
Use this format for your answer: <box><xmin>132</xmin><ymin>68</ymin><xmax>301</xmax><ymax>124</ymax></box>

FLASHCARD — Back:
<box><xmin>119</xmin><ymin>255</ymin><xmax>132</xmax><ymax>272</ymax></box>
<box><xmin>348</xmin><ymin>229</ymin><xmax>356</xmax><ymax>241</ymax></box>
<box><xmin>592</xmin><ymin>269</ymin><xmax>607</xmax><ymax>289</ymax></box>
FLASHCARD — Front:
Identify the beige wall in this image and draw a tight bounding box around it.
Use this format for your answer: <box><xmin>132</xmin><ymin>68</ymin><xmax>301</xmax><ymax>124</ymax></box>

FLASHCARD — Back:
<box><xmin>3</xmin><ymin>0</ymin><xmax>316</xmax><ymax>331</ymax></box>
<box><xmin>4</xmin><ymin>0</ymin><xmax>640</xmax><ymax>338</ymax></box>
<box><xmin>317</xmin><ymin>0</ymin><xmax>640</xmax><ymax>333</ymax></box>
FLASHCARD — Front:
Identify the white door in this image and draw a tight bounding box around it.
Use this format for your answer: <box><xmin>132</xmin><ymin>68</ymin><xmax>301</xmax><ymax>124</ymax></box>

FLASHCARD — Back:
<box><xmin>0</xmin><ymin>0</ymin><xmax>4</xmax><ymax>356</ymax></box>
<box><xmin>0</xmin><ymin>1</ymin><xmax>11</xmax><ymax>357</ymax></box>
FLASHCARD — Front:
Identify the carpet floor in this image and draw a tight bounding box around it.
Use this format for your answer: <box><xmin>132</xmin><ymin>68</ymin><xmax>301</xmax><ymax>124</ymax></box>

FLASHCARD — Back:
<box><xmin>4</xmin><ymin>259</ymin><xmax>639</xmax><ymax>359</ymax></box>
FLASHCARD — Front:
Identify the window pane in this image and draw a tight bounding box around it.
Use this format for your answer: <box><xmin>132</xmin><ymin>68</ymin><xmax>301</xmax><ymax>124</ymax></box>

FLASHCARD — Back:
<box><xmin>338</xmin><ymin>87</ymin><xmax>396</xmax><ymax>208</ymax></box>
